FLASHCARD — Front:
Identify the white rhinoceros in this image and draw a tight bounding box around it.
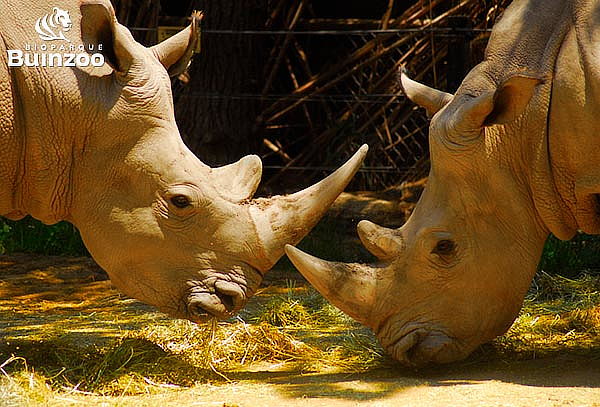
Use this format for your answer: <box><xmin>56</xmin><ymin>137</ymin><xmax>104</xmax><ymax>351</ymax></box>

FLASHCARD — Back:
<box><xmin>0</xmin><ymin>0</ymin><xmax>367</xmax><ymax>321</ymax></box>
<box><xmin>285</xmin><ymin>0</ymin><xmax>598</xmax><ymax>366</ymax></box>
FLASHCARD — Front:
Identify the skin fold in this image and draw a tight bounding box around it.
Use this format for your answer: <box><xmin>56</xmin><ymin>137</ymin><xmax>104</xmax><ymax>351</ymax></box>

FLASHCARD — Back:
<box><xmin>286</xmin><ymin>0</ymin><xmax>600</xmax><ymax>366</ymax></box>
<box><xmin>0</xmin><ymin>0</ymin><xmax>367</xmax><ymax>322</ymax></box>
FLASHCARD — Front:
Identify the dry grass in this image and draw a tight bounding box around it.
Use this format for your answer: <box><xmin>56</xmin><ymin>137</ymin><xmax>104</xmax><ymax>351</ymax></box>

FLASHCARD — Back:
<box><xmin>483</xmin><ymin>272</ymin><xmax>600</xmax><ymax>361</ymax></box>
<box><xmin>1</xmin><ymin>259</ymin><xmax>599</xmax><ymax>405</ymax></box>
<box><xmin>0</xmin><ymin>280</ymin><xmax>387</xmax><ymax>402</ymax></box>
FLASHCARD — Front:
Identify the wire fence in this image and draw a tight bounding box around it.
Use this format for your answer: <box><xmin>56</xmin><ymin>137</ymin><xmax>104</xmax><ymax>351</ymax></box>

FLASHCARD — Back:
<box><xmin>131</xmin><ymin>27</ymin><xmax>493</xmax><ymax>35</ymax></box>
<box><xmin>119</xmin><ymin>0</ymin><xmax>512</xmax><ymax>190</ymax></box>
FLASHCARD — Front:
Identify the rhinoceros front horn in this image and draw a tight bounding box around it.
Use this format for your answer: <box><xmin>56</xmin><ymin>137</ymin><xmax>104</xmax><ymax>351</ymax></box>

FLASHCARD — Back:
<box><xmin>284</xmin><ymin>245</ymin><xmax>377</xmax><ymax>325</ymax></box>
<box><xmin>249</xmin><ymin>145</ymin><xmax>368</xmax><ymax>271</ymax></box>
<box><xmin>285</xmin><ymin>219</ymin><xmax>400</xmax><ymax>326</ymax></box>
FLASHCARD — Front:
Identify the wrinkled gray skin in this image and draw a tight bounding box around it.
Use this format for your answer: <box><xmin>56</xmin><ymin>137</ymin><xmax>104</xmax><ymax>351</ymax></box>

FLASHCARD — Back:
<box><xmin>286</xmin><ymin>0</ymin><xmax>600</xmax><ymax>366</ymax></box>
<box><xmin>0</xmin><ymin>0</ymin><xmax>367</xmax><ymax>322</ymax></box>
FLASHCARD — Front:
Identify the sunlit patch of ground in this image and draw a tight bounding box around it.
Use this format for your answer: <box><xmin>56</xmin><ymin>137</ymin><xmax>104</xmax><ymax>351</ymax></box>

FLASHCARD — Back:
<box><xmin>1</xmin><ymin>254</ymin><xmax>600</xmax><ymax>406</ymax></box>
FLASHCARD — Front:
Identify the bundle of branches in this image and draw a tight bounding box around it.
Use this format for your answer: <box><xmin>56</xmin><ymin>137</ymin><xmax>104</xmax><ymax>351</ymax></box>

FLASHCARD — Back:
<box><xmin>259</xmin><ymin>0</ymin><xmax>511</xmax><ymax>190</ymax></box>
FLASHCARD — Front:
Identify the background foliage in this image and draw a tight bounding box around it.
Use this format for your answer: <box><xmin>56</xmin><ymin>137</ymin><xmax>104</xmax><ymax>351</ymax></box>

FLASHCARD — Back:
<box><xmin>1</xmin><ymin>218</ymin><xmax>600</xmax><ymax>278</ymax></box>
<box><xmin>0</xmin><ymin>218</ymin><xmax>87</xmax><ymax>257</ymax></box>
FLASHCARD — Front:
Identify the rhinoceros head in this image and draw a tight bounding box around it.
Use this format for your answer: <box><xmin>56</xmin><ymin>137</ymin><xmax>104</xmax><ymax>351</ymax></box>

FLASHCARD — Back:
<box><xmin>68</xmin><ymin>1</ymin><xmax>367</xmax><ymax>321</ymax></box>
<box><xmin>286</xmin><ymin>72</ymin><xmax>551</xmax><ymax>366</ymax></box>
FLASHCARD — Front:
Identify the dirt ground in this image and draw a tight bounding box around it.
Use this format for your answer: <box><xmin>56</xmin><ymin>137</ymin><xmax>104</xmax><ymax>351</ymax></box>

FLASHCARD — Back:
<box><xmin>1</xmin><ymin>254</ymin><xmax>599</xmax><ymax>406</ymax></box>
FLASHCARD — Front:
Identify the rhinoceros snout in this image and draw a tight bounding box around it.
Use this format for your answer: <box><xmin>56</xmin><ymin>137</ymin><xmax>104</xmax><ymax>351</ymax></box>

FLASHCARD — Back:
<box><xmin>187</xmin><ymin>282</ymin><xmax>247</xmax><ymax>321</ymax></box>
<box><xmin>385</xmin><ymin>329</ymin><xmax>462</xmax><ymax>367</ymax></box>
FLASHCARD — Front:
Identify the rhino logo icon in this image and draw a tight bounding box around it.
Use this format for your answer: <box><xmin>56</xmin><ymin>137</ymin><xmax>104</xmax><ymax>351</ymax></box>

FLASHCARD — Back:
<box><xmin>35</xmin><ymin>7</ymin><xmax>72</xmax><ymax>42</ymax></box>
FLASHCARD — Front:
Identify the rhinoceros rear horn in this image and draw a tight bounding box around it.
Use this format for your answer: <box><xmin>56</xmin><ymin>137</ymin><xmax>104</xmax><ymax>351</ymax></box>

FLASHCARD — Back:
<box><xmin>150</xmin><ymin>11</ymin><xmax>203</xmax><ymax>77</ymax></box>
<box><xmin>81</xmin><ymin>0</ymin><xmax>138</xmax><ymax>75</ymax></box>
<box><xmin>249</xmin><ymin>145</ymin><xmax>368</xmax><ymax>270</ymax></box>
<box><xmin>212</xmin><ymin>155</ymin><xmax>262</xmax><ymax>202</ymax></box>
<box><xmin>357</xmin><ymin>220</ymin><xmax>403</xmax><ymax>260</ymax></box>
<box><xmin>400</xmin><ymin>71</ymin><xmax>452</xmax><ymax>118</ymax></box>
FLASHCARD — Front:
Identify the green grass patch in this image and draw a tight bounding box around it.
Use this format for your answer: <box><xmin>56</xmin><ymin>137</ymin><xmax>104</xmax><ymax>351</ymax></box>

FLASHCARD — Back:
<box><xmin>539</xmin><ymin>233</ymin><xmax>600</xmax><ymax>277</ymax></box>
<box><xmin>0</xmin><ymin>217</ymin><xmax>87</xmax><ymax>256</ymax></box>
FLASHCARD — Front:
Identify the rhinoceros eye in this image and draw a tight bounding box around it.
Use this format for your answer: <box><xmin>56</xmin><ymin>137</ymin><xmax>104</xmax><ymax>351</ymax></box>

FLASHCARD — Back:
<box><xmin>432</xmin><ymin>239</ymin><xmax>455</xmax><ymax>256</ymax></box>
<box><xmin>170</xmin><ymin>194</ymin><xmax>191</xmax><ymax>209</ymax></box>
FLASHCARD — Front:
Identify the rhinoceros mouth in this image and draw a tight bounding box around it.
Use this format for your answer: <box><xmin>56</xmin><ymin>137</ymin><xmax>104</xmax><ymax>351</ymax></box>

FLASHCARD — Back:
<box><xmin>379</xmin><ymin>322</ymin><xmax>460</xmax><ymax>367</ymax></box>
<box><xmin>184</xmin><ymin>264</ymin><xmax>261</xmax><ymax>322</ymax></box>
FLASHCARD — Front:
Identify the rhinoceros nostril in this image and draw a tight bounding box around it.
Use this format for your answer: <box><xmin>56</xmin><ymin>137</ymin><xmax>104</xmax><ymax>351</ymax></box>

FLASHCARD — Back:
<box><xmin>214</xmin><ymin>281</ymin><xmax>245</xmax><ymax>312</ymax></box>
<box><xmin>188</xmin><ymin>300</ymin><xmax>210</xmax><ymax>318</ymax></box>
<box><xmin>215</xmin><ymin>291</ymin><xmax>235</xmax><ymax>312</ymax></box>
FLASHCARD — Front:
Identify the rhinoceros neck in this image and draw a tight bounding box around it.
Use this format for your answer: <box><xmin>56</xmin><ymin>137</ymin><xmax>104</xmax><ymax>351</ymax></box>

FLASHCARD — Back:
<box><xmin>0</xmin><ymin>3</ymin><xmax>104</xmax><ymax>225</ymax></box>
<box><xmin>0</xmin><ymin>57</ymin><xmax>96</xmax><ymax>225</ymax></box>
<box><xmin>4</xmin><ymin>69</ymin><xmax>83</xmax><ymax>224</ymax></box>
<box><xmin>458</xmin><ymin>0</ymin><xmax>578</xmax><ymax>240</ymax></box>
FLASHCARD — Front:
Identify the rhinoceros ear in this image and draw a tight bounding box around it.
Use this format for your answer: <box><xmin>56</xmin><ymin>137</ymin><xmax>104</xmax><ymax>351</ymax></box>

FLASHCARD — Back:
<box><xmin>150</xmin><ymin>12</ymin><xmax>203</xmax><ymax>77</ymax></box>
<box><xmin>484</xmin><ymin>75</ymin><xmax>543</xmax><ymax>125</ymax></box>
<box><xmin>453</xmin><ymin>75</ymin><xmax>543</xmax><ymax>132</ymax></box>
<box><xmin>80</xmin><ymin>0</ymin><xmax>137</xmax><ymax>75</ymax></box>
<box><xmin>400</xmin><ymin>71</ymin><xmax>453</xmax><ymax>118</ymax></box>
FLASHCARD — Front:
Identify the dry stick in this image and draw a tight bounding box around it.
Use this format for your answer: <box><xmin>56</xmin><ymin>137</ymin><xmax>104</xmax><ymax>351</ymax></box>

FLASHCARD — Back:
<box><xmin>377</xmin><ymin>127</ymin><xmax>401</xmax><ymax>168</ymax></box>
<box><xmin>263</xmin><ymin>0</ymin><xmax>470</xmax><ymax>124</ymax></box>
<box><xmin>263</xmin><ymin>138</ymin><xmax>292</xmax><ymax>161</ymax></box>
<box><xmin>281</xmin><ymin>29</ymin><xmax>452</xmax><ymax>174</ymax></box>
<box><xmin>262</xmin><ymin>0</ymin><xmax>301</xmax><ymax>85</ymax></box>
<box><xmin>285</xmin><ymin>55</ymin><xmax>315</xmax><ymax>131</ymax></box>
<box><xmin>380</xmin><ymin>106</ymin><xmax>410</xmax><ymax>162</ymax></box>
<box><xmin>319</xmin><ymin>1</ymin><xmax>471</xmax><ymax>143</ymax></box>
<box><xmin>381</xmin><ymin>0</ymin><xmax>395</xmax><ymax>30</ymax></box>
<box><xmin>386</xmin><ymin>122</ymin><xmax>429</xmax><ymax>152</ymax></box>
<box><xmin>269</xmin><ymin>0</ymin><xmax>477</xmax><ymax>184</ymax></box>
<box><xmin>354</xmin><ymin>42</ymin><xmax>437</xmax><ymax>149</ymax></box>
<box><xmin>269</xmin><ymin>58</ymin><xmax>406</xmax><ymax>181</ymax></box>
<box><xmin>261</xmin><ymin>0</ymin><xmax>306</xmax><ymax>97</ymax></box>
<box><xmin>354</xmin><ymin>38</ymin><xmax>429</xmax><ymax>133</ymax></box>
<box><xmin>379</xmin><ymin>52</ymin><xmax>446</xmax><ymax>157</ymax></box>
<box><xmin>261</xmin><ymin>0</ymin><xmax>447</xmax><ymax>116</ymax></box>
<box><xmin>266</xmin><ymin>33</ymin><xmax>417</xmax><ymax>124</ymax></box>
<box><xmin>300</xmin><ymin>18</ymin><xmax>403</xmax><ymax>30</ymax></box>
<box><xmin>265</xmin><ymin>0</ymin><xmax>289</xmax><ymax>29</ymax></box>
<box><xmin>316</xmin><ymin>36</ymin><xmax>428</xmax><ymax>163</ymax></box>
<box><xmin>292</xmin><ymin>39</ymin><xmax>313</xmax><ymax>78</ymax></box>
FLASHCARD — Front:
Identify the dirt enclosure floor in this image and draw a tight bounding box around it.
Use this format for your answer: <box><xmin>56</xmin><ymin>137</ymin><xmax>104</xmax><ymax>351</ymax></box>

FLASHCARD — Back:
<box><xmin>1</xmin><ymin>253</ymin><xmax>599</xmax><ymax>407</ymax></box>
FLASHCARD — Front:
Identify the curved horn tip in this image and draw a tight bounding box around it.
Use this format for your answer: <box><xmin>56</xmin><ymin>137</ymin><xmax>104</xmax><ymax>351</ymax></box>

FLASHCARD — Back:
<box><xmin>284</xmin><ymin>244</ymin><xmax>303</xmax><ymax>261</ymax></box>
<box><xmin>357</xmin><ymin>219</ymin><xmax>377</xmax><ymax>234</ymax></box>
<box><xmin>399</xmin><ymin>72</ymin><xmax>418</xmax><ymax>97</ymax></box>
<box><xmin>284</xmin><ymin>244</ymin><xmax>326</xmax><ymax>276</ymax></box>
<box><xmin>340</xmin><ymin>143</ymin><xmax>368</xmax><ymax>172</ymax></box>
<box><xmin>357</xmin><ymin>144</ymin><xmax>369</xmax><ymax>159</ymax></box>
<box><xmin>240</xmin><ymin>154</ymin><xmax>263</xmax><ymax>174</ymax></box>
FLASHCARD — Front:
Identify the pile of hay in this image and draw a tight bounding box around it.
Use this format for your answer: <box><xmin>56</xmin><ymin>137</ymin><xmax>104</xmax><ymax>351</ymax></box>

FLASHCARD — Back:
<box><xmin>488</xmin><ymin>272</ymin><xmax>600</xmax><ymax>360</ymax></box>
<box><xmin>1</xmin><ymin>273</ymin><xmax>599</xmax><ymax>401</ymax></box>
<box><xmin>0</xmin><ymin>286</ymin><xmax>386</xmax><ymax>398</ymax></box>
